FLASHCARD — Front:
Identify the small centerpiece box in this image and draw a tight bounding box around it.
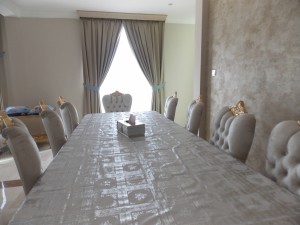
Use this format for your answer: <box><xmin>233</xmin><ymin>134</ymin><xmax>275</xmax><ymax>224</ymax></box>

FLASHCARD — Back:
<box><xmin>117</xmin><ymin>114</ymin><xmax>145</xmax><ymax>138</ymax></box>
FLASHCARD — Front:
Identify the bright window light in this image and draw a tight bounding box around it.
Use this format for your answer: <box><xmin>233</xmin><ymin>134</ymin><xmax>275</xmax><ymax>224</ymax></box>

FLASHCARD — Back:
<box><xmin>100</xmin><ymin>27</ymin><xmax>152</xmax><ymax>112</ymax></box>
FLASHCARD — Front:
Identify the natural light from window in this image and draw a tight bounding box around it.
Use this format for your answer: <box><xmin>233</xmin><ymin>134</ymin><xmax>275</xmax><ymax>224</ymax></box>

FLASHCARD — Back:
<box><xmin>100</xmin><ymin>27</ymin><xmax>152</xmax><ymax>112</ymax></box>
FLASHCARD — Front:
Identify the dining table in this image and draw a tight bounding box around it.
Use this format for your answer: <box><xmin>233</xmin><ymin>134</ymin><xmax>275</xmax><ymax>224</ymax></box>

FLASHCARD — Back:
<box><xmin>8</xmin><ymin>111</ymin><xmax>300</xmax><ymax>224</ymax></box>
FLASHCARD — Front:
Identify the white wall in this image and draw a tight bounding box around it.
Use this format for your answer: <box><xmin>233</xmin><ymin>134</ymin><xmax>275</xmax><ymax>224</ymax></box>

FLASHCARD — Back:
<box><xmin>164</xmin><ymin>23</ymin><xmax>195</xmax><ymax>127</ymax></box>
<box><xmin>4</xmin><ymin>17</ymin><xmax>84</xmax><ymax>118</ymax></box>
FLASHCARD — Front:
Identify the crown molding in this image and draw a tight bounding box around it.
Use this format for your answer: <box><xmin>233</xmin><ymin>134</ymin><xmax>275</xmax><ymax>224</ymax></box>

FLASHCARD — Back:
<box><xmin>77</xmin><ymin>11</ymin><xmax>166</xmax><ymax>21</ymax></box>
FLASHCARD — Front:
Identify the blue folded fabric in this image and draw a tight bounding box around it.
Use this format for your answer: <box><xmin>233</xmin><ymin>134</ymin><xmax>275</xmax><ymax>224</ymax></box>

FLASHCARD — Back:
<box><xmin>6</xmin><ymin>105</ymin><xmax>55</xmax><ymax>116</ymax></box>
<box><xmin>6</xmin><ymin>106</ymin><xmax>30</xmax><ymax>116</ymax></box>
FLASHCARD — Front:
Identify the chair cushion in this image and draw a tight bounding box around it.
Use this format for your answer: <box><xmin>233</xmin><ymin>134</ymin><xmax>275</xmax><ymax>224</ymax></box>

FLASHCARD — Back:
<box><xmin>210</xmin><ymin>106</ymin><xmax>256</xmax><ymax>162</ymax></box>
<box><xmin>2</xmin><ymin>126</ymin><xmax>42</xmax><ymax>195</ymax></box>
<box><xmin>265</xmin><ymin>120</ymin><xmax>300</xmax><ymax>195</ymax></box>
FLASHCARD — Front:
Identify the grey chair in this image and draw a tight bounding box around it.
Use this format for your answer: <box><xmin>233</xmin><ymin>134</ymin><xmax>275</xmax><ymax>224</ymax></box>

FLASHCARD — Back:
<box><xmin>40</xmin><ymin>109</ymin><xmax>67</xmax><ymax>157</ymax></box>
<box><xmin>185</xmin><ymin>97</ymin><xmax>205</xmax><ymax>135</ymax></box>
<box><xmin>164</xmin><ymin>91</ymin><xmax>178</xmax><ymax>121</ymax></box>
<box><xmin>102</xmin><ymin>90</ymin><xmax>132</xmax><ymax>112</ymax></box>
<box><xmin>2</xmin><ymin>126</ymin><xmax>42</xmax><ymax>195</ymax></box>
<box><xmin>57</xmin><ymin>96</ymin><xmax>79</xmax><ymax>138</ymax></box>
<box><xmin>210</xmin><ymin>100</ymin><xmax>256</xmax><ymax>163</ymax></box>
<box><xmin>265</xmin><ymin>120</ymin><xmax>300</xmax><ymax>196</ymax></box>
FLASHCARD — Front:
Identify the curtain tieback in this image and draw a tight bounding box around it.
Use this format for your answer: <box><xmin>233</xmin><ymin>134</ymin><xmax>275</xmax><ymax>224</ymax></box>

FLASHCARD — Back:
<box><xmin>152</xmin><ymin>83</ymin><xmax>165</xmax><ymax>92</ymax></box>
<box><xmin>83</xmin><ymin>83</ymin><xmax>100</xmax><ymax>92</ymax></box>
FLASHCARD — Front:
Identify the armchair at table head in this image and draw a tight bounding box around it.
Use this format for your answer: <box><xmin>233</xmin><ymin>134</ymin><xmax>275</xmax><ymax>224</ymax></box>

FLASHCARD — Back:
<box><xmin>2</xmin><ymin>124</ymin><xmax>42</xmax><ymax>195</ymax></box>
<box><xmin>39</xmin><ymin>100</ymin><xmax>67</xmax><ymax>157</ymax></box>
<box><xmin>210</xmin><ymin>100</ymin><xmax>256</xmax><ymax>163</ymax></box>
<box><xmin>265</xmin><ymin>120</ymin><xmax>300</xmax><ymax>196</ymax></box>
<box><xmin>164</xmin><ymin>91</ymin><xmax>178</xmax><ymax>121</ymax></box>
<box><xmin>57</xmin><ymin>96</ymin><xmax>79</xmax><ymax>138</ymax></box>
<box><xmin>185</xmin><ymin>96</ymin><xmax>205</xmax><ymax>135</ymax></box>
<box><xmin>102</xmin><ymin>91</ymin><xmax>132</xmax><ymax>112</ymax></box>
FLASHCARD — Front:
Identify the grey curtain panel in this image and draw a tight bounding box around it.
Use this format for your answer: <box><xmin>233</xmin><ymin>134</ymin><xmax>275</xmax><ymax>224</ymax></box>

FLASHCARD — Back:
<box><xmin>123</xmin><ymin>20</ymin><xmax>165</xmax><ymax>113</ymax></box>
<box><xmin>0</xmin><ymin>15</ymin><xmax>7</xmax><ymax>110</ymax></box>
<box><xmin>80</xmin><ymin>18</ymin><xmax>122</xmax><ymax>114</ymax></box>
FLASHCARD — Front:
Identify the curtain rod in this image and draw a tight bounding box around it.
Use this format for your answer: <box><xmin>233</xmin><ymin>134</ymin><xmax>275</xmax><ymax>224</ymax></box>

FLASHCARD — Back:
<box><xmin>77</xmin><ymin>11</ymin><xmax>167</xmax><ymax>21</ymax></box>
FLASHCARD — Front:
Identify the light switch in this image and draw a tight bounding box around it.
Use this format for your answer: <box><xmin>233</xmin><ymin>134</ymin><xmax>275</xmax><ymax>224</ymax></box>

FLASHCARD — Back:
<box><xmin>212</xmin><ymin>69</ymin><xmax>216</xmax><ymax>77</ymax></box>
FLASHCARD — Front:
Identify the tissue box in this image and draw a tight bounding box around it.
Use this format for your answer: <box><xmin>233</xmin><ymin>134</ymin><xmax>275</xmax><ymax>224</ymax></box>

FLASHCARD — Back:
<box><xmin>117</xmin><ymin>120</ymin><xmax>145</xmax><ymax>138</ymax></box>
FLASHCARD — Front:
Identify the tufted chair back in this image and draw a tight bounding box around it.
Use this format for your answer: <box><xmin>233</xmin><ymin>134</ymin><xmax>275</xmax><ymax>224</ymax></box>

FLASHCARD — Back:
<box><xmin>185</xmin><ymin>97</ymin><xmax>205</xmax><ymax>135</ymax></box>
<box><xmin>57</xmin><ymin>96</ymin><xmax>79</xmax><ymax>138</ymax></box>
<box><xmin>210</xmin><ymin>102</ymin><xmax>256</xmax><ymax>163</ymax></box>
<box><xmin>102</xmin><ymin>91</ymin><xmax>132</xmax><ymax>113</ymax></box>
<box><xmin>164</xmin><ymin>92</ymin><xmax>178</xmax><ymax>121</ymax></box>
<box><xmin>265</xmin><ymin>120</ymin><xmax>300</xmax><ymax>196</ymax></box>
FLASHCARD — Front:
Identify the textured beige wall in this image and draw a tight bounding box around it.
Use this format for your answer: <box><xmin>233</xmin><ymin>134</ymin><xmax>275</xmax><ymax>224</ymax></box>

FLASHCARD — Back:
<box><xmin>3</xmin><ymin>17</ymin><xmax>84</xmax><ymax>118</ymax></box>
<box><xmin>164</xmin><ymin>23</ymin><xmax>195</xmax><ymax>127</ymax></box>
<box><xmin>207</xmin><ymin>0</ymin><xmax>300</xmax><ymax>173</ymax></box>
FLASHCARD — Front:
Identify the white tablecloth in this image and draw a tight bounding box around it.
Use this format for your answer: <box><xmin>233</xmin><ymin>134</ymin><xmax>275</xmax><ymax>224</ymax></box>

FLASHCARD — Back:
<box><xmin>9</xmin><ymin>111</ymin><xmax>300</xmax><ymax>224</ymax></box>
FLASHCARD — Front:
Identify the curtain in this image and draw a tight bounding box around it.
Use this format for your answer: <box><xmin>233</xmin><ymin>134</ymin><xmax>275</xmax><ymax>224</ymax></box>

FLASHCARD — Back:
<box><xmin>0</xmin><ymin>15</ymin><xmax>7</xmax><ymax>110</ymax></box>
<box><xmin>80</xmin><ymin>18</ymin><xmax>122</xmax><ymax>114</ymax></box>
<box><xmin>123</xmin><ymin>20</ymin><xmax>165</xmax><ymax>113</ymax></box>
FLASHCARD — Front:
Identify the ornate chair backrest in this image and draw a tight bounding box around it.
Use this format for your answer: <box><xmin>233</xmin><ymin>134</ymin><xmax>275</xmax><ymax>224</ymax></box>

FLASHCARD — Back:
<box><xmin>210</xmin><ymin>100</ymin><xmax>256</xmax><ymax>163</ymax></box>
<box><xmin>57</xmin><ymin>96</ymin><xmax>79</xmax><ymax>138</ymax></box>
<box><xmin>102</xmin><ymin>91</ymin><xmax>132</xmax><ymax>112</ymax></box>
<box><xmin>265</xmin><ymin>120</ymin><xmax>300</xmax><ymax>196</ymax></box>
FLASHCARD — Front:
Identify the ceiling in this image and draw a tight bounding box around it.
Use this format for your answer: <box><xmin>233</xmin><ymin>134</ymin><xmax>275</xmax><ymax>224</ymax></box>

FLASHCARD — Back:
<box><xmin>0</xmin><ymin>0</ymin><xmax>196</xmax><ymax>24</ymax></box>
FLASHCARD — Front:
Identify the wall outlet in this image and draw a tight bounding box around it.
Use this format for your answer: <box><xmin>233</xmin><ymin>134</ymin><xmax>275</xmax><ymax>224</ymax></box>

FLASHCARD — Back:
<box><xmin>212</xmin><ymin>69</ymin><xmax>216</xmax><ymax>77</ymax></box>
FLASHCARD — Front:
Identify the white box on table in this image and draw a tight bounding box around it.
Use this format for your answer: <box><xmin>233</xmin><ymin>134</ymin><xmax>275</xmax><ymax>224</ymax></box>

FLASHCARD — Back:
<box><xmin>117</xmin><ymin>120</ymin><xmax>145</xmax><ymax>138</ymax></box>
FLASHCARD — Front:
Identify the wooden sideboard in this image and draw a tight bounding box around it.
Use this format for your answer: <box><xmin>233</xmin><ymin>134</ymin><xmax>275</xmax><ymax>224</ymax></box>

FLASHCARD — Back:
<box><xmin>14</xmin><ymin>115</ymin><xmax>48</xmax><ymax>144</ymax></box>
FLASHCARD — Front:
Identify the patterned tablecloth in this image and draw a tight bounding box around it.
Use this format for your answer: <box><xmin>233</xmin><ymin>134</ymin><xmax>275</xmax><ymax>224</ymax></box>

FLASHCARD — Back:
<box><xmin>9</xmin><ymin>111</ymin><xmax>300</xmax><ymax>225</ymax></box>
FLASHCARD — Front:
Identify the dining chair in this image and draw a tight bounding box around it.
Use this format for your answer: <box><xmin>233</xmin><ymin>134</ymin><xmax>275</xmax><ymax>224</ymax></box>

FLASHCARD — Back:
<box><xmin>2</xmin><ymin>125</ymin><xmax>42</xmax><ymax>195</ymax></box>
<box><xmin>40</xmin><ymin>101</ymin><xmax>67</xmax><ymax>157</ymax></box>
<box><xmin>265</xmin><ymin>120</ymin><xmax>300</xmax><ymax>196</ymax></box>
<box><xmin>210</xmin><ymin>100</ymin><xmax>256</xmax><ymax>163</ymax></box>
<box><xmin>185</xmin><ymin>96</ymin><xmax>205</xmax><ymax>135</ymax></box>
<box><xmin>102</xmin><ymin>90</ymin><xmax>132</xmax><ymax>112</ymax></box>
<box><xmin>0</xmin><ymin>110</ymin><xmax>29</xmax><ymax>133</ymax></box>
<box><xmin>57</xmin><ymin>96</ymin><xmax>79</xmax><ymax>138</ymax></box>
<box><xmin>164</xmin><ymin>91</ymin><xmax>178</xmax><ymax>121</ymax></box>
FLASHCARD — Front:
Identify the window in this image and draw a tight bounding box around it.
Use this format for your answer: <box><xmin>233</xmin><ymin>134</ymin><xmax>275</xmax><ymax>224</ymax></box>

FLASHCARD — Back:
<box><xmin>100</xmin><ymin>27</ymin><xmax>152</xmax><ymax>112</ymax></box>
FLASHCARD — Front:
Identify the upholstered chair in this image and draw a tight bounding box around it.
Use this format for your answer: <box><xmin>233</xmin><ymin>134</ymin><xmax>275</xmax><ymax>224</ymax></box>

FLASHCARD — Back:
<box><xmin>0</xmin><ymin>111</ymin><xmax>29</xmax><ymax>133</ymax></box>
<box><xmin>185</xmin><ymin>96</ymin><xmax>205</xmax><ymax>135</ymax></box>
<box><xmin>57</xmin><ymin>96</ymin><xmax>79</xmax><ymax>138</ymax></box>
<box><xmin>210</xmin><ymin>100</ymin><xmax>256</xmax><ymax>163</ymax></box>
<box><xmin>40</xmin><ymin>109</ymin><xmax>67</xmax><ymax>157</ymax></box>
<box><xmin>164</xmin><ymin>91</ymin><xmax>178</xmax><ymax>121</ymax></box>
<box><xmin>2</xmin><ymin>126</ymin><xmax>42</xmax><ymax>195</ymax></box>
<box><xmin>265</xmin><ymin>120</ymin><xmax>300</xmax><ymax>196</ymax></box>
<box><xmin>102</xmin><ymin>91</ymin><xmax>132</xmax><ymax>112</ymax></box>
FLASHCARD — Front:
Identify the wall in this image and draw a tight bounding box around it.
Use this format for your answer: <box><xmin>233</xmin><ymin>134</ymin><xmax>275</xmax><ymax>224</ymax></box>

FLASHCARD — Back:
<box><xmin>164</xmin><ymin>23</ymin><xmax>195</xmax><ymax>127</ymax></box>
<box><xmin>2</xmin><ymin>18</ymin><xmax>194</xmax><ymax>124</ymax></box>
<box><xmin>3</xmin><ymin>17</ymin><xmax>84</xmax><ymax>118</ymax></box>
<box><xmin>207</xmin><ymin>0</ymin><xmax>300</xmax><ymax>173</ymax></box>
